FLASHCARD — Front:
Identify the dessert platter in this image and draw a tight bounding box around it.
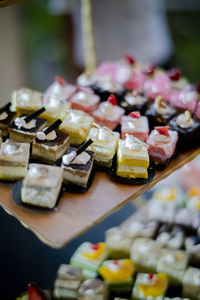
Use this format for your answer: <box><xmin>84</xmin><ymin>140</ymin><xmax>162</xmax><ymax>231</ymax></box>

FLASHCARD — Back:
<box><xmin>0</xmin><ymin>56</ymin><xmax>200</xmax><ymax>248</ymax></box>
<box><xmin>17</xmin><ymin>185</ymin><xmax>200</xmax><ymax>299</ymax></box>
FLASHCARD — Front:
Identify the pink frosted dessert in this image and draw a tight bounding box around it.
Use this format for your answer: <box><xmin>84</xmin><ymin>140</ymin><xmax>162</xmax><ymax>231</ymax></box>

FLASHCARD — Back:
<box><xmin>95</xmin><ymin>61</ymin><xmax>120</xmax><ymax>81</ymax></box>
<box><xmin>43</xmin><ymin>76</ymin><xmax>76</xmax><ymax>104</ymax></box>
<box><xmin>121</xmin><ymin>111</ymin><xmax>149</xmax><ymax>142</ymax></box>
<box><xmin>146</xmin><ymin>126</ymin><xmax>178</xmax><ymax>164</ymax></box>
<box><xmin>70</xmin><ymin>87</ymin><xmax>100</xmax><ymax>114</ymax></box>
<box><xmin>92</xmin><ymin>94</ymin><xmax>125</xmax><ymax>130</ymax></box>
<box><xmin>123</xmin><ymin>68</ymin><xmax>147</xmax><ymax>93</ymax></box>
<box><xmin>144</xmin><ymin>72</ymin><xmax>171</xmax><ymax>102</ymax></box>
<box><xmin>170</xmin><ymin>85</ymin><xmax>198</xmax><ymax>113</ymax></box>
<box><xmin>168</xmin><ymin>68</ymin><xmax>188</xmax><ymax>90</ymax></box>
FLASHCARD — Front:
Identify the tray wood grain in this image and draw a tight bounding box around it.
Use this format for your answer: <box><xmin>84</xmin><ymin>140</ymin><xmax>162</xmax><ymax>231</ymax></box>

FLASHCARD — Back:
<box><xmin>0</xmin><ymin>147</ymin><xmax>199</xmax><ymax>248</ymax></box>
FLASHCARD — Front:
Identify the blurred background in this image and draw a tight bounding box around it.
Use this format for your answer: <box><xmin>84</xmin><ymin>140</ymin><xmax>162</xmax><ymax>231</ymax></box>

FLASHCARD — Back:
<box><xmin>0</xmin><ymin>0</ymin><xmax>200</xmax><ymax>299</ymax></box>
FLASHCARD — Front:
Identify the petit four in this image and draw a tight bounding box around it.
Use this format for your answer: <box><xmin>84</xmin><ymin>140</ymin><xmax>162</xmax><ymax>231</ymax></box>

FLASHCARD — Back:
<box><xmin>117</xmin><ymin>134</ymin><xmax>149</xmax><ymax>179</ymax></box>
<box><xmin>156</xmin><ymin>249</ymin><xmax>189</xmax><ymax>285</ymax></box>
<box><xmin>92</xmin><ymin>94</ymin><xmax>125</xmax><ymax>130</ymax></box>
<box><xmin>32</xmin><ymin>119</ymin><xmax>70</xmax><ymax>164</ymax></box>
<box><xmin>130</xmin><ymin>238</ymin><xmax>163</xmax><ymax>273</ymax></box>
<box><xmin>152</xmin><ymin>186</ymin><xmax>186</xmax><ymax>207</ymax></box>
<box><xmin>155</xmin><ymin>225</ymin><xmax>184</xmax><ymax>250</ymax></box>
<box><xmin>54</xmin><ymin>264</ymin><xmax>82</xmax><ymax>299</ymax></box>
<box><xmin>146</xmin><ymin>126</ymin><xmax>178</xmax><ymax>165</ymax></box>
<box><xmin>10</xmin><ymin>87</ymin><xmax>42</xmax><ymax>114</ymax></box>
<box><xmin>21</xmin><ymin>163</ymin><xmax>63</xmax><ymax>208</ymax></box>
<box><xmin>0</xmin><ymin>139</ymin><xmax>30</xmax><ymax>180</ymax></box>
<box><xmin>148</xmin><ymin>201</ymin><xmax>176</xmax><ymax>223</ymax></box>
<box><xmin>61</xmin><ymin>144</ymin><xmax>94</xmax><ymax>188</ymax></box>
<box><xmin>105</xmin><ymin>227</ymin><xmax>132</xmax><ymax>258</ymax></box>
<box><xmin>0</xmin><ymin>102</ymin><xmax>16</xmax><ymax>137</ymax></box>
<box><xmin>77</xmin><ymin>72</ymin><xmax>98</xmax><ymax>87</ymax></box>
<box><xmin>182</xmin><ymin>267</ymin><xmax>200</xmax><ymax>299</ymax></box>
<box><xmin>121</xmin><ymin>111</ymin><xmax>149</xmax><ymax>142</ymax></box>
<box><xmin>170</xmin><ymin>85</ymin><xmax>198</xmax><ymax>113</ymax></box>
<box><xmin>86</xmin><ymin>125</ymin><xmax>119</xmax><ymax>167</ymax></box>
<box><xmin>131</xmin><ymin>272</ymin><xmax>168</xmax><ymax>300</ymax></box>
<box><xmin>186</xmin><ymin>188</ymin><xmax>200</xmax><ymax>211</ymax></box>
<box><xmin>125</xmin><ymin>220</ymin><xmax>160</xmax><ymax>240</ymax></box>
<box><xmin>123</xmin><ymin>68</ymin><xmax>147</xmax><ymax>93</ymax></box>
<box><xmin>169</xmin><ymin>110</ymin><xmax>200</xmax><ymax>150</ymax></box>
<box><xmin>174</xmin><ymin>208</ymin><xmax>200</xmax><ymax>230</ymax></box>
<box><xmin>145</xmin><ymin>95</ymin><xmax>176</xmax><ymax>128</ymax></box>
<box><xmin>9</xmin><ymin>107</ymin><xmax>47</xmax><ymax>143</ymax></box>
<box><xmin>99</xmin><ymin>259</ymin><xmax>135</xmax><ymax>293</ymax></box>
<box><xmin>70</xmin><ymin>87</ymin><xmax>100</xmax><ymax>114</ymax></box>
<box><xmin>77</xmin><ymin>279</ymin><xmax>108</xmax><ymax>300</ymax></box>
<box><xmin>144</xmin><ymin>72</ymin><xmax>171</xmax><ymax>102</ymax></box>
<box><xmin>120</xmin><ymin>91</ymin><xmax>147</xmax><ymax>114</ymax></box>
<box><xmin>169</xmin><ymin>68</ymin><xmax>188</xmax><ymax>90</ymax></box>
<box><xmin>70</xmin><ymin>242</ymin><xmax>108</xmax><ymax>279</ymax></box>
<box><xmin>59</xmin><ymin>109</ymin><xmax>93</xmax><ymax>145</ymax></box>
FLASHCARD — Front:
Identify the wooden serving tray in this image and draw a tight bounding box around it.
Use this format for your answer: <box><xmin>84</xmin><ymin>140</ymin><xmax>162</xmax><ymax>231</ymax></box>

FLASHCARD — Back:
<box><xmin>1</xmin><ymin>147</ymin><xmax>200</xmax><ymax>248</ymax></box>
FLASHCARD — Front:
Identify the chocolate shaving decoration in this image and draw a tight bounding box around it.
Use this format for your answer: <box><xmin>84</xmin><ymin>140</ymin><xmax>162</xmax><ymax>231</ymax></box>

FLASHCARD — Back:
<box><xmin>24</xmin><ymin>107</ymin><xmax>46</xmax><ymax>123</ymax></box>
<box><xmin>44</xmin><ymin>119</ymin><xmax>62</xmax><ymax>135</ymax></box>
<box><xmin>0</xmin><ymin>102</ymin><xmax>11</xmax><ymax>114</ymax></box>
<box><xmin>74</xmin><ymin>139</ymin><xmax>93</xmax><ymax>159</ymax></box>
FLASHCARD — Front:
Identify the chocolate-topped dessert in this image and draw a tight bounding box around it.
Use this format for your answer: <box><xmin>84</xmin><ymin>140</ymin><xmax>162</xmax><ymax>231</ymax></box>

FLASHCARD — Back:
<box><xmin>0</xmin><ymin>102</ymin><xmax>16</xmax><ymax>137</ymax></box>
<box><xmin>120</xmin><ymin>91</ymin><xmax>147</xmax><ymax>114</ymax></box>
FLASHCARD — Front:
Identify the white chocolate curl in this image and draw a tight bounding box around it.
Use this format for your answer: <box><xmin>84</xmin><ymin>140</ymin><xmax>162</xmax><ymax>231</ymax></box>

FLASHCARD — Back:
<box><xmin>36</xmin><ymin>129</ymin><xmax>57</xmax><ymax>141</ymax></box>
<box><xmin>154</xmin><ymin>95</ymin><xmax>171</xmax><ymax>115</ymax></box>
<box><xmin>14</xmin><ymin>116</ymin><xmax>36</xmax><ymax>130</ymax></box>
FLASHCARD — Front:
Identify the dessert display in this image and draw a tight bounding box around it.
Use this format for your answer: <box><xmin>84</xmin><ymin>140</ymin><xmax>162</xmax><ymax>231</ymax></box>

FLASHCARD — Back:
<box><xmin>120</xmin><ymin>91</ymin><xmax>147</xmax><ymax>114</ymax></box>
<box><xmin>59</xmin><ymin>109</ymin><xmax>93</xmax><ymax>145</ymax></box>
<box><xmin>116</xmin><ymin>134</ymin><xmax>149</xmax><ymax>179</ymax></box>
<box><xmin>32</xmin><ymin>119</ymin><xmax>70</xmax><ymax>164</ymax></box>
<box><xmin>21</xmin><ymin>163</ymin><xmax>63</xmax><ymax>209</ymax></box>
<box><xmin>92</xmin><ymin>94</ymin><xmax>125</xmax><ymax>130</ymax></box>
<box><xmin>146</xmin><ymin>126</ymin><xmax>178</xmax><ymax>165</ymax></box>
<box><xmin>0</xmin><ymin>139</ymin><xmax>30</xmax><ymax>180</ymax></box>
<box><xmin>121</xmin><ymin>111</ymin><xmax>149</xmax><ymax>142</ymax></box>
<box><xmin>0</xmin><ymin>102</ymin><xmax>16</xmax><ymax>137</ymax></box>
<box><xmin>86</xmin><ymin>125</ymin><xmax>119</xmax><ymax>167</ymax></box>
<box><xmin>9</xmin><ymin>107</ymin><xmax>47</xmax><ymax>143</ymax></box>
<box><xmin>70</xmin><ymin>87</ymin><xmax>100</xmax><ymax>114</ymax></box>
<box><xmin>77</xmin><ymin>279</ymin><xmax>108</xmax><ymax>300</ymax></box>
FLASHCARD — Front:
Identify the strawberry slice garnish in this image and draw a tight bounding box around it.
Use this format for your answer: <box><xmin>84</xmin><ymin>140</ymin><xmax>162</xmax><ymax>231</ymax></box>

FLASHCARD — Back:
<box><xmin>144</xmin><ymin>64</ymin><xmax>155</xmax><ymax>76</ymax></box>
<box><xmin>107</xmin><ymin>94</ymin><xmax>117</xmax><ymax>106</ymax></box>
<box><xmin>155</xmin><ymin>126</ymin><xmax>169</xmax><ymax>136</ymax></box>
<box><xmin>113</xmin><ymin>260</ymin><xmax>119</xmax><ymax>265</ymax></box>
<box><xmin>27</xmin><ymin>282</ymin><xmax>48</xmax><ymax>300</ymax></box>
<box><xmin>55</xmin><ymin>76</ymin><xmax>66</xmax><ymax>86</ymax></box>
<box><xmin>124</xmin><ymin>54</ymin><xmax>135</xmax><ymax>66</ymax></box>
<box><xmin>148</xmin><ymin>273</ymin><xmax>154</xmax><ymax>280</ymax></box>
<box><xmin>91</xmin><ymin>244</ymin><xmax>99</xmax><ymax>251</ymax></box>
<box><xmin>168</xmin><ymin>68</ymin><xmax>181</xmax><ymax>81</ymax></box>
<box><xmin>129</xmin><ymin>111</ymin><xmax>141</xmax><ymax>119</ymax></box>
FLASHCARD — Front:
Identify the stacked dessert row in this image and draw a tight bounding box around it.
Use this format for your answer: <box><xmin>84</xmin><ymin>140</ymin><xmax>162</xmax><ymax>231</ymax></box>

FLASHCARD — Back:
<box><xmin>17</xmin><ymin>185</ymin><xmax>200</xmax><ymax>300</ymax></box>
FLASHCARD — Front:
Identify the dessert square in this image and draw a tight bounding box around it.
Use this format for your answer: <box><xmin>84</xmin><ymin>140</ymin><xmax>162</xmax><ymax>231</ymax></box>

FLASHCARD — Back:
<box><xmin>117</xmin><ymin>135</ymin><xmax>149</xmax><ymax>179</ymax></box>
<box><xmin>146</xmin><ymin>127</ymin><xmax>178</xmax><ymax>165</ymax></box>
<box><xmin>70</xmin><ymin>88</ymin><xmax>100</xmax><ymax>114</ymax></box>
<box><xmin>170</xmin><ymin>85</ymin><xmax>198</xmax><ymax>113</ymax></box>
<box><xmin>86</xmin><ymin>126</ymin><xmax>119</xmax><ymax>167</ymax></box>
<box><xmin>148</xmin><ymin>201</ymin><xmax>176</xmax><ymax>223</ymax></box>
<box><xmin>92</xmin><ymin>95</ymin><xmax>125</xmax><ymax>130</ymax></box>
<box><xmin>155</xmin><ymin>224</ymin><xmax>184</xmax><ymax>250</ymax></box>
<box><xmin>99</xmin><ymin>259</ymin><xmax>135</xmax><ymax>293</ymax></box>
<box><xmin>120</xmin><ymin>91</ymin><xmax>147</xmax><ymax>114</ymax></box>
<box><xmin>156</xmin><ymin>249</ymin><xmax>189</xmax><ymax>285</ymax></box>
<box><xmin>130</xmin><ymin>238</ymin><xmax>163</xmax><ymax>273</ymax></box>
<box><xmin>59</xmin><ymin>109</ymin><xmax>94</xmax><ymax>145</ymax></box>
<box><xmin>125</xmin><ymin>220</ymin><xmax>160</xmax><ymax>240</ymax></box>
<box><xmin>144</xmin><ymin>72</ymin><xmax>171</xmax><ymax>102</ymax></box>
<box><xmin>10</xmin><ymin>87</ymin><xmax>42</xmax><ymax>114</ymax></box>
<box><xmin>32</xmin><ymin>129</ymin><xmax>70</xmax><ymax>164</ymax></box>
<box><xmin>105</xmin><ymin>227</ymin><xmax>132</xmax><ymax>258</ymax></box>
<box><xmin>54</xmin><ymin>264</ymin><xmax>82</xmax><ymax>299</ymax></box>
<box><xmin>121</xmin><ymin>112</ymin><xmax>149</xmax><ymax>142</ymax></box>
<box><xmin>0</xmin><ymin>139</ymin><xmax>30</xmax><ymax>180</ymax></box>
<box><xmin>0</xmin><ymin>103</ymin><xmax>16</xmax><ymax>137</ymax></box>
<box><xmin>70</xmin><ymin>242</ymin><xmax>108</xmax><ymax>279</ymax></box>
<box><xmin>77</xmin><ymin>279</ymin><xmax>108</xmax><ymax>300</ymax></box>
<box><xmin>61</xmin><ymin>147</ymin><xmax>94</xmax><ymax>188</ymax></box>
<box><xmin>182</xmin><ymin>267</ymin><xmax>200</xmax><ymax>299</ymax></box>
<box><xmin>174</xmin><ymin>208</ymin><xmax>200</xmax><ymax>229</ymax></box>
<box><xmin>21</xmin><ymin>163</ymin><xmax>63</xmax><ymax>208</ymax></box>
<box><xmin>131</xmin><ymin>272</ymin><xmax>168</xmax><ymax>300</ymax></box>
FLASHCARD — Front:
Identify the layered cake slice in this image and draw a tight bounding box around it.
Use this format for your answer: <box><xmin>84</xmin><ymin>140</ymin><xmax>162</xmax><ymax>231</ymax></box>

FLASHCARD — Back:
<box><xmin>77</xmin><ymin>279</ymin><xmax>108</xmax><ymax>300</ymax></box>
<box><xmin>59</xmin><ymin>109</ymin><xmax>93</xmax><ymax>145</ymax></box>
<box><xmin>70</xmin><ymin>242</ymin><xmax>108</xmax><ymax>279</ymax></box>
<box><xmin>117</xmin><ymin>134</ymin><xmax>149</xmax><ymax>179</ymax></box>
<box><xmin>121</xmin><ymin>111</ymin><xmax>149</xmax><ymax>142</ymax></box>
<box><xmin>146</xmin><ymin>126</ymin><xmax>178</xmax><ymax>165</ymax></box>
<box><xmin>131</xmin><ymin>273</ymin><xmax>168</xmax><ymax>300</ymax></box>
<box><xmin>92</xmin><ymin>94</ymin><xmax>125</xmax><ymax>130</ymax></box>
<box><xmin>10</xmin><ymin>87</ymin><xmax>42</xmax><ymax>114</ymax></box>
<box><xmin>182</xmin><ymin>267</ymin><xmax>200</xmax><ymax>299</ymax></box>
<box><xmin>53</xmin><ymin>264</ymin><xmax>82</xmax><ymax>299</ymax></box>
<box><xmin>0</xmin><ymin>139</ymin><xmax>30</xmax><ymax>180</ymax></box>
<box><xmin>99</xmin><ymin>259</ymin><xmax>135</xmax><ymax>293</ymax></box>
<box><xmin>9</xmin><ymin>107</ymin><xmax>47</xmax><ymax>143</ymax></box>
<box><xmin>21</xmin><ymin>163</ymin><xmax>63</xmax><ymax>208</ymax></box>
<box><xmin>0</xmin><ymin>102</ymin><xmax>16</xmax><ymax>137</ymax></box>
<box><xmin>70</xmin><ymin>87</ymin><xmax>100</xmax><ymax>114</ymax></box>
<box><xmin>86</xmin><ymin>125</ymin><xmax>119</xmax><ymax>167</ymax></box>
<box><xmin>32</xmin><ymin>119</ymin><xmax>70</xmax><ymax>164</ymax></box>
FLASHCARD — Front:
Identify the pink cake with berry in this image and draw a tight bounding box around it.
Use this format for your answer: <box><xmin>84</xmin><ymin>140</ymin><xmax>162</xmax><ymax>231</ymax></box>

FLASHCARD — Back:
<box><xmin>123</xmin><ymin>68</ymin><xmax>147</xmax><ymax>93</ymax></box>
<box><xmin>92</xmin><ymin>94</ymin><xmax>125</xmax><ymax>130</ymax></box>
<box><xmin>95</xmin><ymin>61</ymin><xmax>120</xmax><ymax>81</ymax></box>
<box><xmin>146</xmin><ymin>126</ymin><xmax>178</xmax><ymax>165</ymax></box>
<box><xmin>144</xmin><ymin>72</ymin><xmax>171</xmax><ymax>102</ymax></box>
<box><xmin>170</xmin><ymin>85</ymin><xmax>198</xmax><ymax>113</ymax></box>
<box><xmin>70</xmin><ymin>87</ymin><xmax>100</xmax><ymax>114</ymax></box>
<box><xmin>121</xmin><ymin>111</ymin><xmax>149</xmax><ymax>142</ymax></box>
<box><xmin>169</xmin><ymin>68</ymin><xmax>188</xmax><ymax>90</ymax></box>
